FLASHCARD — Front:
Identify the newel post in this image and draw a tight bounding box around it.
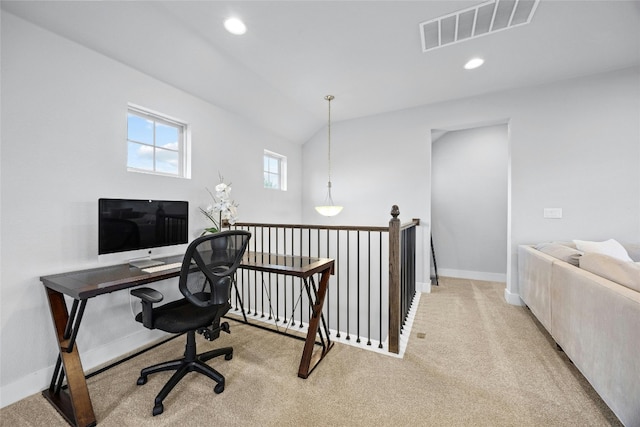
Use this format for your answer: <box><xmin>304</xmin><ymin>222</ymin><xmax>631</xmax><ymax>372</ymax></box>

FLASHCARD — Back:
<box><xmin>388</xmin><ymin>205</ymin><xmax>401</xmax><ymax>354</ymax></box>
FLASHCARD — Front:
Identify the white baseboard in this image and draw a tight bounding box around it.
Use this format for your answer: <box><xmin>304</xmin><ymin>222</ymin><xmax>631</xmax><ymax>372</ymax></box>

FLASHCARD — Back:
<box><xmin>0</xmin><ymin>329</ymin><xmax>164</xmax><ymax>409</ymax></box>
<box><xmin>437</xmin><ymin>268</ymin><xmax>506</xmax><ymax>283</ymax></box>
<box><xmin>417</xmin><ymin>281</ymin><xmax>431</xmax><ymax>293</ymax></box>
<box><xmin>0</xmin><ymin>367</ymin><xmax>51</xmax><ymax>409</ymax></box>
<box><xmin>504</xmin><ymin>287</ymin><xmax>525</xmax><ymax>306</ymax></box>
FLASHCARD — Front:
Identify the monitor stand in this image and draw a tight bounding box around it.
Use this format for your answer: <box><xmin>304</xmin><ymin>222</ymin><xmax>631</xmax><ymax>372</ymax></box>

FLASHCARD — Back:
<box><xmin>128</xmin><ymin>259</ymin><xmax>165</xmax><ymax>269</ymax></box>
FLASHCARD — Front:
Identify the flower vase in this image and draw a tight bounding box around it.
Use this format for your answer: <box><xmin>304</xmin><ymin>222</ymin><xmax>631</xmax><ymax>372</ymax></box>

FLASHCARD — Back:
<box><xmin>210</xmin><ymin>235</ymin><xmax>228</xmax><ymax>252</ymax></box>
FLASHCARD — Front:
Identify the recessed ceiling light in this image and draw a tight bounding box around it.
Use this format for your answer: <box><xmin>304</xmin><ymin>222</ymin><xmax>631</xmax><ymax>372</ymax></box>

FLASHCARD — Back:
<box><xmin>224</xmin><ymin>17</ymin><xmax>246</xmax><ymax>35</ymax></box>
<box><xmin>464</xmin><ymin>57</ymin><xmax>484</xmax><ymax>70</ymax></box>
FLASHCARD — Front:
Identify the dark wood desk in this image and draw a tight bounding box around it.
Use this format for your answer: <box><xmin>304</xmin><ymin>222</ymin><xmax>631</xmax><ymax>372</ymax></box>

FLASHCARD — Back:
<box><xmin>40</xmin><ymin>252</ymin><xmax>334</xmax><ymax>427</ymax></box>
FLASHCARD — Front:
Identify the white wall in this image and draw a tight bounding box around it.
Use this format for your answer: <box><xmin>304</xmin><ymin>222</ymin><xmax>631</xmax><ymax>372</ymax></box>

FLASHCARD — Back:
<box><xmin>302</xmin><ymin>110</ymin><xmax>433</xmax><ymax>287</ymax></box>
<box><xmin>0</xmin><ymin>13</ymin><xmax>302</xmax><ymax>406</ymax></box>
<box><xmin>432</xmin><ymin>124</ymin><xmax>508</xmax><ymax>282</ymax></box>
<box><xmin>303</xmin><ymin>66</ymin><xmax>640</xmax><ymax>305</ymax></box>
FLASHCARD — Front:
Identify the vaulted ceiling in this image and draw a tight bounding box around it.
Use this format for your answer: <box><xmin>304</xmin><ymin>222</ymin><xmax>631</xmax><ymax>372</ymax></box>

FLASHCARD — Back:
<box><xmin>2</xmin><ymin>1</ymin><xmax>639</xmax><ymax>143</ymax></box>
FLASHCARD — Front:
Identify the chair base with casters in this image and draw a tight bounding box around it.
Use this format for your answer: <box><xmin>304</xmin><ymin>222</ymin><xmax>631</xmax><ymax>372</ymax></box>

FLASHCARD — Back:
<box><xmin>136</xmin><ymin>327</ymin><xmax>232</xmax><ymax>416</ymax></box>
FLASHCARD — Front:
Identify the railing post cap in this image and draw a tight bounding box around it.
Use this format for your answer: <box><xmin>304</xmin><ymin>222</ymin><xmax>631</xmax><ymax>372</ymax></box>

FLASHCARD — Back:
<box><xmin>391</xmin><ymin>205</ymin><xmax>400</xmax><ymax>218</ymax></box>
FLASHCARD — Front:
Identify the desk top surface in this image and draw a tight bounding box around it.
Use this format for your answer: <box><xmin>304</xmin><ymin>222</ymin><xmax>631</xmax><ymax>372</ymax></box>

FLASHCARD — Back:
<box><xmin>240</xmin><ymin>252</ymin><xmax>333</xmax><ymax>277</ymax></box>
<box><xmin>41</xmin><ymin>252</ymin><xmax>334</xmax><ymax>300</ymax></box>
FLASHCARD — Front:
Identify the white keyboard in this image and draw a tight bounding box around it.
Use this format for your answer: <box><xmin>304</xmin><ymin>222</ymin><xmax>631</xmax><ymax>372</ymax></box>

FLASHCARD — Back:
<box><xmin>142</xmin><ymin>262</ymin><xmax>183</xmax><ymax>274</ymax></box>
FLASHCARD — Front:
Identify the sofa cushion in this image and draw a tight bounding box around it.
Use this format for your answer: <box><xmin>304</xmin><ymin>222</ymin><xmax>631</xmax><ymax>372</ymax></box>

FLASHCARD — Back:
<box><xmin>573</xmin><ymin>238</ymin><xmax>633</xmax><ymax>262</ymax></box>
<box><xmin>579</xmin><ymin>252</ymin><xmax>640</xmax><ymax>292</ymax></box>
<box><xmin>535</xmin><ymin>242</ymin><xmax>583</xmax><ymax>266</ymax></box>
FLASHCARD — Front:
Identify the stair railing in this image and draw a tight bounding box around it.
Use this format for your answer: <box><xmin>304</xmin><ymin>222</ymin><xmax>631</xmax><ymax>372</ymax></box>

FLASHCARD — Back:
<box><xmin>227</xmin><ymin>205</ymin><xmax>419</xmax><ymax>354</ymax></box>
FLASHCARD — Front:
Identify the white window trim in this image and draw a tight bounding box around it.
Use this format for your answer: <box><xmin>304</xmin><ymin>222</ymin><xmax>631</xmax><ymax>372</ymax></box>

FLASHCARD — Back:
<box><xmin>127</xmin><ymin>104</ymin><xmax>191</xmax><ymax>179</ymax></box>
<box><xmin>264</xmin><ymin>149</ymin><xmax>287</xmax><ymax>191</ymax></box>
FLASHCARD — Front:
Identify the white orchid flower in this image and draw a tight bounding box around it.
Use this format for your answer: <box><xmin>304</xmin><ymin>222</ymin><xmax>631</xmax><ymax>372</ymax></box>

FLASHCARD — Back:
<box><xmin>201</xmin><ymin>176</ymin><xmax>239</xmax><ymax>234</ymax></box>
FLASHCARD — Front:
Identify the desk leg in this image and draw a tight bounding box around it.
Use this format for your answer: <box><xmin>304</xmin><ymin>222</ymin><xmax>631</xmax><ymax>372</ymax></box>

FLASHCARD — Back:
<box><xmin>232</xmin><ymin>276</ymin><xmax>248</xmax><ymax>323</ymax></box>
<box><xmin>298</xmin><ymin>269</ymin><xmax>334</xmax><ymax>379</ymax></box>
<box><xmin>42</xmin><ymin>288</ymin><xmax>96</xmax><ymax>427</ymax></box>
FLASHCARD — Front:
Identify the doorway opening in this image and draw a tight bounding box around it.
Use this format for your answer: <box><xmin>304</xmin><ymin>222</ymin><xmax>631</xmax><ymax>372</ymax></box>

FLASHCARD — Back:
<box><xmin>430</xmin><ymin>121</ymin><xmax>510</xmax><ymax>285</ymax></box>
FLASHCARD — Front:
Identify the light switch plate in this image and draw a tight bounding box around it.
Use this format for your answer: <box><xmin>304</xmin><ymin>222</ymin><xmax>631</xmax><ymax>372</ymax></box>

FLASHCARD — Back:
<box><xmin>543</xmin><ymin>208</ymin><xmax>562</xmax><ymax>219</ymax></box>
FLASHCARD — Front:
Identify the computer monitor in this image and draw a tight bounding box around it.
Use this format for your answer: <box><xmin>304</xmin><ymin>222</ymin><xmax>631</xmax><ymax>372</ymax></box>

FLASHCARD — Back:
<box><xmin>99</xmin><ymin>198</ymin><xmax>189</xmax><ymax>256</ymax></box>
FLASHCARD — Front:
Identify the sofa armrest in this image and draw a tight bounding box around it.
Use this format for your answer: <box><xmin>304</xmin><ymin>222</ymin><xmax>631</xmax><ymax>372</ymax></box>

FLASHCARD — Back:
<box><xmin>518</xmin><ymin>245</ymin><xmax>554</xmax><ymax>331</ymax></box>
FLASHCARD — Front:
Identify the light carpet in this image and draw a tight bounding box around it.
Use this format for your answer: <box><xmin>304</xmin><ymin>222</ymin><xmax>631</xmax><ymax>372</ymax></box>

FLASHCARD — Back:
<box><xmin>1</xmin><ymin>277</ymin><xmax>622</xmax><ymax>426</ymax></box>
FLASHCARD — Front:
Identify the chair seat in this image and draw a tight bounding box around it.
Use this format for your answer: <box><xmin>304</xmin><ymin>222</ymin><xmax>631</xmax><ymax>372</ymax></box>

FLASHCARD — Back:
<box><xmin>135</xmin><ymin>293</ymin><xmax>227</xmax><ymax>334</ymax></box>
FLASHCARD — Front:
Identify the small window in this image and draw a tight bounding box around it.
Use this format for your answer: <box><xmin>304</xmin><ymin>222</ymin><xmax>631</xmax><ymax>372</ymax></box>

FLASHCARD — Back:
<box><xmin>264</xmin><ymin>150</ymin><xmax>287</xmax><ymax>190</ymax></box>
<box><xmin>127</xmin><ymin>105</ymin><xmax>190</xmax><ymax>178</ymax></box>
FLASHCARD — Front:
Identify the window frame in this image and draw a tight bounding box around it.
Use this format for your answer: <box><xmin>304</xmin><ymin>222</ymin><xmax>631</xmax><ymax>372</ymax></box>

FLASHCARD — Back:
<box><xmin>263</xmin><ymin>150</ymin><xmax>287</xmax><ymax>191</ymax></box>
<box><xmin>127</xmin><ymin>104</ymin><xmax>191</xmax><ymax>179</ymax></box>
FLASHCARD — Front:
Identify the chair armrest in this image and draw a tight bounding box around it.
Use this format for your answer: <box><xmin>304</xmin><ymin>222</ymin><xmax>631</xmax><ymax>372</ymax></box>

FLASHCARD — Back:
<box><xmin>130</xmin><ymin>287</ymin><xmax>164</xmax><ymax>329</ymax></box>
<box><xmin>131</xmin><ymin>287</ymin><xmax>164</xmax><ymax>303</ymax></box>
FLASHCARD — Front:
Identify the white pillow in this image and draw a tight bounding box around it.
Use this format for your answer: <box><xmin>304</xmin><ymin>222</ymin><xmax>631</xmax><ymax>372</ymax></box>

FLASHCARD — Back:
<box><xmin>535</xmin><ymin>242</ymin><xmax>583</xmax><ymax>266</ymax></box>
<box><xmin>573</xmin><ymin>239</ymin><xmax>633</xmax><ymax>262</ymax></box>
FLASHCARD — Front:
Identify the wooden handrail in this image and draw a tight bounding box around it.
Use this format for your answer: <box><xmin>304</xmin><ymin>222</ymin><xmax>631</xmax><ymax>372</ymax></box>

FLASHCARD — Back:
<box><xmin>401</xmin><ymin>218</ymin><xmax>421</xmax><ymax>230</ymax></box>
<box><xmin>229</xmin><ymin>220</ymin><xmax>419</xmax><ymax>233</ymax></box>
<box><xmin>229</xmin><ymin>221</ymin><xmax>389</xmax><ymax>232</ymax></box>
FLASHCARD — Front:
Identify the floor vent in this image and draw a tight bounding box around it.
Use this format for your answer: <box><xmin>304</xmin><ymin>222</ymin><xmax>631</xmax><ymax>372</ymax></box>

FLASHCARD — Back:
<box><xmin>420</xmin><ymin>0</ymin><xmax>540</xmax><ymax>52</ymax></box>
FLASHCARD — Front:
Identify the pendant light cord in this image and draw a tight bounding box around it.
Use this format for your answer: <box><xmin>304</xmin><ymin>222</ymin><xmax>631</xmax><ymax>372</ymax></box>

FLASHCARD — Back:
<box><xmin>325</xmin><ymin>95</ymin><xmax>334</xmax><ymax>186</ymax></box>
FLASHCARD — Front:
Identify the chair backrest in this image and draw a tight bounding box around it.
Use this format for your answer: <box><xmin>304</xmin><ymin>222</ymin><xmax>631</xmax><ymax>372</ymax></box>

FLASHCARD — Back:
<box><xmin>179</xmin><ymin>230</ymin><xmax>251</xmax><ymax>308</ymax></box>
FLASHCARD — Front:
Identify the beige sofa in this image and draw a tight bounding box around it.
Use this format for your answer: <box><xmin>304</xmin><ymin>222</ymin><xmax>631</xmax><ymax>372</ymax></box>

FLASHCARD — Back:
<box><xmin>518</xmin><ymin>242</ymin><xmax>640</xmax><ymax>427</ymax></box>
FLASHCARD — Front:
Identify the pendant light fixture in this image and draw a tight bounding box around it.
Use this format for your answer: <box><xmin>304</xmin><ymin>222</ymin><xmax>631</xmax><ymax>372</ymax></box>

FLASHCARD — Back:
<box><xmin>315</xmin><ymin>95</ymin><xmax>343</xmax><ymax>217</ymax></box>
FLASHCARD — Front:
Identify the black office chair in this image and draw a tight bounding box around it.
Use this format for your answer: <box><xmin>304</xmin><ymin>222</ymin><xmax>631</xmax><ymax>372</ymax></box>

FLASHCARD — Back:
<box><xmin>130</xmin><ymin>230</ymin><xmax>251</xmax><ymax>416</ymax></box>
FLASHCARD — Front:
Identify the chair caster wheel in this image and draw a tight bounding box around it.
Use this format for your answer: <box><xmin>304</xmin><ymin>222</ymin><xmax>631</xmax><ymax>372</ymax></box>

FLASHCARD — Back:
<box><xmin>225</xmin><ymin>353</ymin><xmax>233</xmax><ymax>361</ymax></box>
<box><xmin>214</xmin><ymin>383</ymin><xmax>224</xmax><ymax>394</ymax></box>
<box><xmin>152</xmin><ymin>403</ymin><xmax>163</xmax><ymax>416</ymax></box>
<box><xmin>137</xmin><ymin>376</ymin><xmax>147</xmax><ymax>385</ymax></box>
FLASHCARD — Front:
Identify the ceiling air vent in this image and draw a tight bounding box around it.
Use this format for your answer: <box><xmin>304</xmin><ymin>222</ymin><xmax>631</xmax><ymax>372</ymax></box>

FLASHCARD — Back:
<box><xmin>420</xmin><ymin>0</ymin><xmax>540</xmax><ymax>52</ymax></box>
